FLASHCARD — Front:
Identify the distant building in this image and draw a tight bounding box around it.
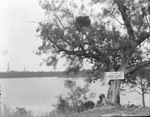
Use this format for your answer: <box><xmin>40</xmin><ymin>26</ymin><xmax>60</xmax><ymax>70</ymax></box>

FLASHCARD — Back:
<box><xmin>24</xmin><ymin>67</ymin><xmax>26</xmax><ymax>72</ymax></box>
<box><xmin>7</xmin><ymin>63</ymin><xmax>10</xmax><ymax>72</ymax></box>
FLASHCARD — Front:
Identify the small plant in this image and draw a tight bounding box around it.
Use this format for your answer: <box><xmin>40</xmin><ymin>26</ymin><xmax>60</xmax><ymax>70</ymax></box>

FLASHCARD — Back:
<box><xmin>54</xmin><ymin>95</ymin><xmax>73</xmax><ymax>114</ymax></box>
<box><xmin>0</xmin><ymin>105</ymin><xmax>33</xmax><ymax>117</ymax></box>
<box><xmin>53</xmin><ymin>79</ymin><xmax>95</xmax><ymax>114</ymax></box>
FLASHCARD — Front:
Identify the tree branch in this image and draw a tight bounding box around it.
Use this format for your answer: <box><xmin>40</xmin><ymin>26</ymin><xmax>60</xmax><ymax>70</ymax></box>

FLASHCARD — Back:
<box><xmin>113</xmin><ymin>0</ymin><xmax>150</xmax><ymax>48</ymax></box>
<box><xmin>131</xmin><ymin>86</ymin><xmax>142</xmax><ymax>95</ymax></box>
<box><xmin>123</xmin><ymin>87</ymin><xmax>142</xmax><ymax>95</ymax></box>
<box><xmin>125</xmin><ymin>60</ymin><xmax>150</xmax><ymax>76</ymax></box>
<box><xmin>135</xmin><ymin>85</ymin><xmax>142</xmax><ymax>90</ymax></box>
<box><xmin>144</xmin><ymin>83</ymin><xmax>149</xmax><ymax>94</ymax></box>
<box><xmin>136</xmin><ymin>32</ymin><xmax>150</xmax><ymax>46</ymax></box>
<box><xmin>146</xmin><ymin>47</ymin><xmax>150</xmax><ymax>53</ymax></box>
<box><xmin>47</xmin><ymin>34</ymin><xmax>105</xmax><ymax>63</ymax></box>
<box><xmin>135</xmin><ymin>89</ymin><xmax>142</xmax><ymax>95</ymax></box>
<box><xmin>113</xmin><ymin>0</ymin><xmax>136</xmax><ymax>47</ymax></box>
<box><xmin>50</xmin><ymin>8</ymin><xmax>65</xmax><ymax>29</ymax></box>
<box><xmin>145</xmin><ymin>16</ymin><xmax>150</xmax><ymax>32</ymax></box>
<box><xmin>112</xmin><ymin>14</ymin><xmax>125</xmax><ymax>25</ymax></box>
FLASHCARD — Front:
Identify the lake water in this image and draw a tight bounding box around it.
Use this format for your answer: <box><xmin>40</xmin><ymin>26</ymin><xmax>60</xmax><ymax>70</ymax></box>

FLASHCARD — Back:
<box><xmin>0</xmin><ymin>77</ymin><xmax>149</xmax><ymax>114</ymax></box>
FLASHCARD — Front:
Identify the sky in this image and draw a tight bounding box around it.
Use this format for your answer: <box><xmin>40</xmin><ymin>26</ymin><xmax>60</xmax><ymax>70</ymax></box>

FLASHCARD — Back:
<box><xmin>0</xmin><ymin>0</ymin><xmax>69</xmax><ymax>72</ymax></box>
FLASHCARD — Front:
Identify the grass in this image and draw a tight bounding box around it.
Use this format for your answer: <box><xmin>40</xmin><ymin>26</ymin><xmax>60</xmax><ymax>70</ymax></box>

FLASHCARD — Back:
<box><xmin>0</xmin><ymin>105</ymin><xmax>150</xmax><ymax>117</ymax></box>
<box><xmin>61</xmin><ymin>105</ymin><xmax>150</xmax><ymax>117</ymax></box>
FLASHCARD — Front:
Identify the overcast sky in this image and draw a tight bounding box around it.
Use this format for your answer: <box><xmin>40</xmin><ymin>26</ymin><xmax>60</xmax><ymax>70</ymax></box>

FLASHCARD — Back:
<box><xmin>0</xmin><ymin>0</ymin><xmax>68</xmax><ymax>72</ymax></box>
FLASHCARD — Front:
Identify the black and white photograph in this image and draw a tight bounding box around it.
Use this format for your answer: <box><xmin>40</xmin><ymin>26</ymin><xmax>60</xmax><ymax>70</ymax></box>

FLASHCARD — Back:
<box><xmin>0</xmin><ymin>0</ymin><xmax>150</xmax><ymax>116</ymax></box>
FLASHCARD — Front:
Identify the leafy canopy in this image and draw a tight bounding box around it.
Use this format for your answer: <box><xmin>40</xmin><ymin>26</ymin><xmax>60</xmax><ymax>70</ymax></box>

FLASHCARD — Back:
<box><xmin>36</xmin><ymin>0</ymin><xmax>150</xmax><ymax>82</ymax></box>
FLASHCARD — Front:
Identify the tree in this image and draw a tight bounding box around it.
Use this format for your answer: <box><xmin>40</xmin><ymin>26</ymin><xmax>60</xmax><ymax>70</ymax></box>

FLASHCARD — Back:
<box><xmin>126</xmin><ymin>68</ymin><xmax>150</xmax><ymax>107</ymax></box>
<box><xmin>64</xmin><ymin>79</ymin><xmax>95</xmax><ymax>112</ymax></box>
<box><xmin>54</xmin><ymin>79</ymin><xmax>95</xmax><ymax>113</ymax></box>
<box><xmin>36</xmin><ymin>0</ymin><xmax>150</xmax><ymax>105</ymax></box>
<box><xmin>55</xmin><ymin>95</ymin><xmax>72</xmax><ymax>114</ymax></box>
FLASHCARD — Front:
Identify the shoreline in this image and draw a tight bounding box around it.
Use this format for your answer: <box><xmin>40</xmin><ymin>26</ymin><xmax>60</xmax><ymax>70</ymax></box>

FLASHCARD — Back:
<box><xmin>0</xmin><ymin>76</ymin><xmax>86</xmax><ymax>79</ymax></box>
<box><xmin>0</xmin><ymin>71</ymin><xmax>88</xmax><ymax>79</ymax></box>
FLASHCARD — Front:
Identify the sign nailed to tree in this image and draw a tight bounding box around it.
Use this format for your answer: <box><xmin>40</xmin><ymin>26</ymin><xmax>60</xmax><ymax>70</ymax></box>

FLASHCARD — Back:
<box><xmin>105</xmin><ymin>72</ymin><xmax>124</xmax><ymax>80</ymax></box>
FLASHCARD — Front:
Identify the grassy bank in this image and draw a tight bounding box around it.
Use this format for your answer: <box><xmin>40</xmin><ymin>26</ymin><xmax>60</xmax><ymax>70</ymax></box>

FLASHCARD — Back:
<box><xmin>0</xmin><ymin>105</ymin><xmax>150</xmax><ymax>117</ymax></box>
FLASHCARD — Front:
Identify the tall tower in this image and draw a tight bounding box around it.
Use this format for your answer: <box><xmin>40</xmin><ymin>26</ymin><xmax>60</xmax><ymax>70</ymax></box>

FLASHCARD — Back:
<box><xmin>24</xmin><ymin>66</ymin><xmax>26</xmax><ymax>72</ymax></box>
<box><xmin>7</xmin><ymin>63</ymin><xmax>10</xmax><ymax>72</ymax></box>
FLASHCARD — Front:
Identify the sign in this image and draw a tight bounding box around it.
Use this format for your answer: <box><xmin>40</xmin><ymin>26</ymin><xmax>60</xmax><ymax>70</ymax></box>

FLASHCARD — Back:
<box><xmin>105</xmin><ymin>71</ymin><xmax>124</xmax><ymax>80</ymax></box>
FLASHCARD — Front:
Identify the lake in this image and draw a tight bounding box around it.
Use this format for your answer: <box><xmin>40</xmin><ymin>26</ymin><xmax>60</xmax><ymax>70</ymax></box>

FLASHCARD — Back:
<box><xmin>0</xmin><ymin>77</ymin><xmax>149</xmax><ymax>114</ymax></box>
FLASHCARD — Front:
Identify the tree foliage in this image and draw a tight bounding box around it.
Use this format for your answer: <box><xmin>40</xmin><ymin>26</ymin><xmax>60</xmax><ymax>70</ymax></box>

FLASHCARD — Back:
<box><xmin>129</xmin><ymin>67</ymin><xmax>150</xmax><ymax>86</ymax></box>
<box><xmin>129</xmin><ymin>67</ymin><xmax>150</xmax><ymax>107</ymax></box>
<box><xmin>37</xmin><ymin>0</ymin><xmax>150</xmax><ymax>105</ymax></box>
<box><xmin>54</xmin><ymin>79</ymin><xmax>95</xmax><ymax>113</ymax></box>
<box><xmin>55</xmin><ymin>95</ymin><xmax>72</xmax><ymax>114</ymax></box>
<box><xmin>64</xmin><ymin>79</ymin><xmax>95</xmax><ymax>106</ymax></box>
<box><xmin>121</xmin><ymin>67</ymin><xmax>150</xmax><ymax>107</ymax></box>
<box><xmin>37</xmin><ymin>0</ymin><xmax>150</xmax><ymax>80</ymax></box>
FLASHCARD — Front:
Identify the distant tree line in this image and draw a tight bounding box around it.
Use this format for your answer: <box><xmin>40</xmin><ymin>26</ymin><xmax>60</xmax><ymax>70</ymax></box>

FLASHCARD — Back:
<box><xmin>0</xmin><ymin>70</ymin><xmax>90</xmax><ymax>78</ymax></box>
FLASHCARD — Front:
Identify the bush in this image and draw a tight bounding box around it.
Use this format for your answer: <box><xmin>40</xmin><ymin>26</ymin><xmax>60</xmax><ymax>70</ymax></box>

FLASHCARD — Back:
<box><xmin>54</xmin><ymin>79</ymin><xmax>95</xmax><ymax>114</ymax></box>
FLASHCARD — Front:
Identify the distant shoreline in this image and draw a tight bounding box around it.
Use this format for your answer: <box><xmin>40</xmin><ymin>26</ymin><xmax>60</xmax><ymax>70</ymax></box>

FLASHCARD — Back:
<box><xmin>0</xmin><ymin>71</ymin><xmax>88</xmax><ymax>79</ymax></box>
<box><xmin>0</xmin><ymin>77</ymin><xmax>86</xmax><ymax>79</ymax></box>
<box><xmin>0</xmin><ymin>76</ymin><xmax>62</xmax><ymax>79</ymax></box>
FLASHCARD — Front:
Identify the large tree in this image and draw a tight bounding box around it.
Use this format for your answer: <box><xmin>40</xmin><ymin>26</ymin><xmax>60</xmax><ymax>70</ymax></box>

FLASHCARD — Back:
<box><xmin>125</xmin><ymin>67</ymin><xmax>150</xmax><ymax>107</ymax></box>
<box><xmin>36</xmin><ymin>0</ymin><xmax>150</xmax><ymax>105</ymax></box>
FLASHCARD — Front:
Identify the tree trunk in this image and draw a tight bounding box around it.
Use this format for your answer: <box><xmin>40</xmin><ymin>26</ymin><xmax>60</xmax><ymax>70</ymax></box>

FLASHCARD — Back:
<box><xmin>142</xmin><ymin>89</ymin><xmax>146</xmax><ymax>107</ymax></box>
<box><xmin>107</xmin><ymin>80</ymin><xmax>121</xmax><ymax>105</ymax></box>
